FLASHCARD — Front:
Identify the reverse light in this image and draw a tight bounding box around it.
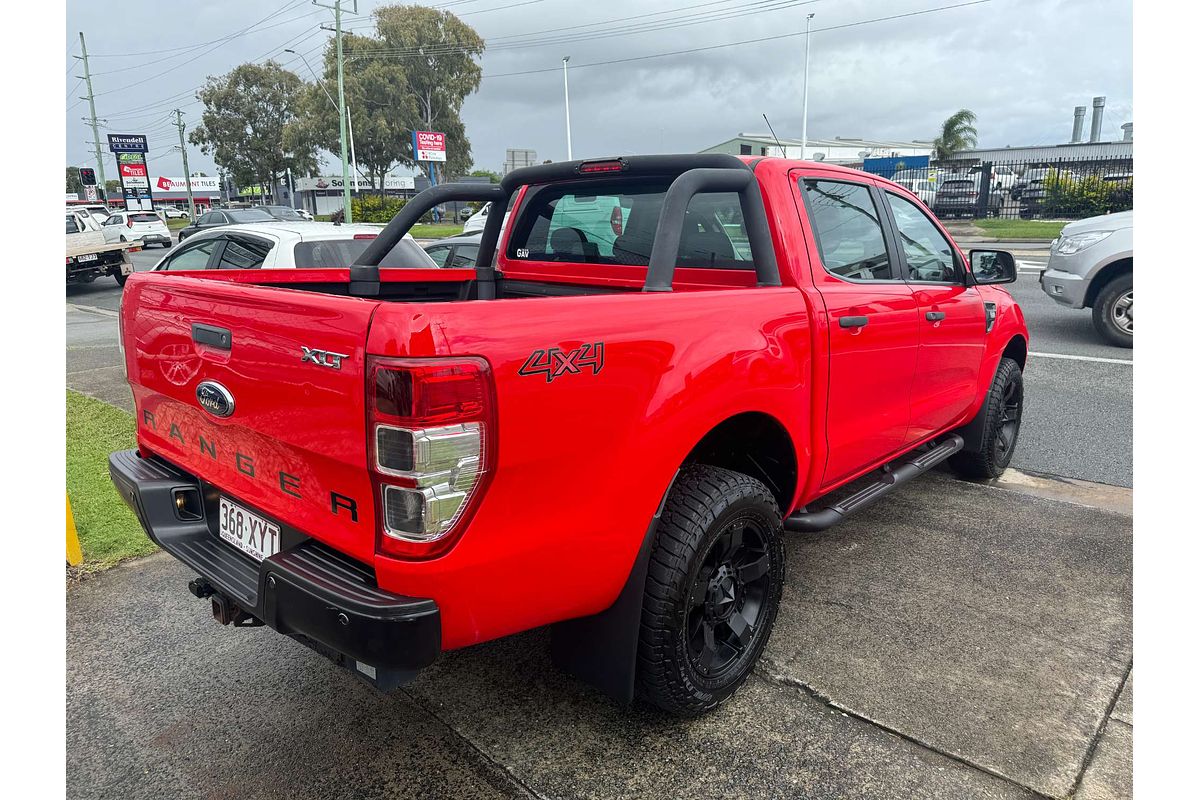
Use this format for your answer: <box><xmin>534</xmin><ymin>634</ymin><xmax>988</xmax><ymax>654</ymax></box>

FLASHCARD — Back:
<box><xmin>368</xmin><ymin>357</ymin><xmax>494</xmax><ymax>558</ymax></box>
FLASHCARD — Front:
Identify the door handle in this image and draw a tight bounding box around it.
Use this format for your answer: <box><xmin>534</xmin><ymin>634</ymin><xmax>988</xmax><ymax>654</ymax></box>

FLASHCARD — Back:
<box><xmin>839</xmin><ymin>315</ymin><xmax>869</xmax><ymax>329</ymax></box>
<box><xmin>925</xmin><ymin>311</ymin><xmax>946</xmax><ymax>322</ymax></box>
<box><xmin>192</xmin><ymin>323</ymin><xmax>231</xmax><ymax>350</ymax></box>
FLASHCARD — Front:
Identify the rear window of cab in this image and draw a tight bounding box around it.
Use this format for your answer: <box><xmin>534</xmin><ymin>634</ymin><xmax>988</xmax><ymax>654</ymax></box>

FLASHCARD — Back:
<box><xmin>506</xmin><ymin>178</ymin><xmax>754</xmax><ymax>270</ymax></box>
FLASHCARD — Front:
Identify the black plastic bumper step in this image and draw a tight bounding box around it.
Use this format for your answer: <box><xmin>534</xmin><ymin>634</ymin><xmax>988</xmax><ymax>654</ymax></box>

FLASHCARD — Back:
<box><xmin>784</xmin><ymin>434</ymin><xmax>964</xmax><ymax>533</ymax></box>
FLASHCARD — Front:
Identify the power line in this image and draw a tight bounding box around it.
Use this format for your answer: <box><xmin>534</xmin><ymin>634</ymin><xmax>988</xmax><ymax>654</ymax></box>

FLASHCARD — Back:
<box><xmin>87</xmin><ymin>0</ymin><xmax>307</xmax><ymax>57</ymax></box>
<box><xmin>476</xmin><ymin>0</ymin><xmax>992</xmax><ymax>80</ymax></box>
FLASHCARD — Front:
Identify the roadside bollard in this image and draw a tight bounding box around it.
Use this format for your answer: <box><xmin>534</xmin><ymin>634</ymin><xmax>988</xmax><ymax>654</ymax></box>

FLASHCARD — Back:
<box><xmin>67</xmin><ymin>492</ymin><xmax>83</xmax><ymax>567</ymax></box>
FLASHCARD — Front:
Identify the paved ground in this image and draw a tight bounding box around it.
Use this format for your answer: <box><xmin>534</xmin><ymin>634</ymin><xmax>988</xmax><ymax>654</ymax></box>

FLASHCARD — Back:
<box><xmin>66</xmin><ymin>242</ymin><xmax>1132</xmax><ymax>487</ymax></box>
<box><xmin>67</xmin><ymin>473</ymin><xmax>1130</xmax><ymax>800</ymax></box>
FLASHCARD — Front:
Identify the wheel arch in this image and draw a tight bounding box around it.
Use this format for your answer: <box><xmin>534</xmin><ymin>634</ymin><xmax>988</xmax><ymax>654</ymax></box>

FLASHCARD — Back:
<box><xmin>1083</xmin><ymin>256</ymin><xmax>1132</xmax><ymax>308</ymax></box>
<box><xmin>681</xmin><ymin>411</ymin><xmax>798</xmax><ymax>512</ymax></box>
<box><xmin>1002</xmin><ymin>333</ymin><xmax>1028</xmax><ymax>371</ymax></box>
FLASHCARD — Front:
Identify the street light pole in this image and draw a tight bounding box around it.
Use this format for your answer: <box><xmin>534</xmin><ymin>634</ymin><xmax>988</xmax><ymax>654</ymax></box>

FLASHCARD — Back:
<box><xmin>562</xmin><ymin>56</ymin><xmax>573</xmax><ymax>161</ymax></box>
<box><xmin>800</xmin><ymin>12</ymin><xmax>815</xmax><ymax>161</ymax></box>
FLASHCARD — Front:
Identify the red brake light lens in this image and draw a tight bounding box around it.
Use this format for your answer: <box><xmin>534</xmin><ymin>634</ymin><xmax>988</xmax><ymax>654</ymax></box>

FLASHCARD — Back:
<box><xmin>373</xmin><ymin>360</ymin><xmax>487</xmax><ymax>423</ymax></box>
<box><xmin>126</xmin><ymin>218</ymin><xmax>134</xmax><ymax>228</ymax></box>
<box><xmin>353</xmin><ymin>233</ymin><xmax>378</xmax><ymax>240</ymax></box>
<box><xmin>578</xmin><ymin>159</ymin><xmax>626</xmax><ymax>174</ymax></box>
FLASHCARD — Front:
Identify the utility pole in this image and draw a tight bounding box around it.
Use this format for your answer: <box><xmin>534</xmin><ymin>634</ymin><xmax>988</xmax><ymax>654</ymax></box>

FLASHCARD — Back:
<box><xmin>562</xmin><ymin>56</ymin><xmax>573</xmax><ymax>161</ymax></box>
<box><xmin>172</xmin><ymin>109</ymin><xmax>197</xmax><ymax>221</ymax></box>
<box><xmin>76</xmin><ymin>32</ymin><xmax>108</xmax><ymax>202</ymax></box>
<box><xmin>800</xmin><ymin>13</ymin><xmax>815</xmax><ymax>160</ymax></box>
<box><xmin>315</xmin><ymin>2</ymin><xmax>355</xmax><ymax>221</ymax></box>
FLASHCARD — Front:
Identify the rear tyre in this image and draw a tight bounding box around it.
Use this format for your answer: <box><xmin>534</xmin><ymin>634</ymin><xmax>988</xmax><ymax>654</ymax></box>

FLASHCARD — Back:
<box><xmin>949</xmin><ymin>357</ymin><xmax>1024</xmax><ymax>480</ymax></box>
<box><xmin>1092</xmin><ymin>273</ymin><xmax>1133</xmax><ymax>348</ymax></box>
<box><xmin>114</xmin><ymin>273</ymin><xmax>128</xmax><ymax>287</ymax></box>
<box><xmin>636</xmin><ymin>464</ymin><xmax>784</xmax><ymax>716</ymax></box>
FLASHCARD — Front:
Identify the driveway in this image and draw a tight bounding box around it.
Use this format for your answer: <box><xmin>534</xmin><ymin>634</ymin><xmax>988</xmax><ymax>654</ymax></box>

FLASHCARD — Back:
<box><xmin>67</xmin><ymin>473</ymin><xmax>1130</xmax><ymax>800</ymax></box>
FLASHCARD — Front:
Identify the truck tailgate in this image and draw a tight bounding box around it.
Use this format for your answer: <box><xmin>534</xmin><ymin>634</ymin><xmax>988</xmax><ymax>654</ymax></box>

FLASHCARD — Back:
<box><xmin>122</xmin><ymin>274</ymin><xmax>381</xmax><ymax>563</ymax></box>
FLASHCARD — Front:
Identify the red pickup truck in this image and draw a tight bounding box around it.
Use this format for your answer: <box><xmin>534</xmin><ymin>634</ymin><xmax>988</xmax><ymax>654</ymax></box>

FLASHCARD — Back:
<box><xmin>110</xmin><ymin>154</ymin><xmax>1027</xmax><ymax>715</ymax></box>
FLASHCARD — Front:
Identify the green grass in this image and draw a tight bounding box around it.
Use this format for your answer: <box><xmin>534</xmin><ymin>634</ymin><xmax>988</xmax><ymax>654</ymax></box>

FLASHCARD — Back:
<box><xmin>166</xmin><ymin>218</ymin><xmax>190</xmax><ymax>230</ymax></box>
<box><xmin>973</xmin><ymin>219</ymin><xmax>1066</xmax><ymax>240</ymax></box>
<box><xmin>409</xmin><ymin>223</ymin><xmax>464</xmax><ymax>239</ymax></box>
<box><xmin>66</xmin><ymin>391</ymin><xmax>157</xmax><ymax>570</ymax></box>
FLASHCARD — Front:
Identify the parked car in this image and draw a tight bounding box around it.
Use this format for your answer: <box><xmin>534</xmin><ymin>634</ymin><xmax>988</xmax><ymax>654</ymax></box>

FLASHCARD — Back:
<box><xmin>969</xmin><ymin>164</ymin><xmax>1017</xmax><ymax>195</ymax></box>
<box><xmin>177</xmin><ymin>207</ymin><xmax>275</xmax><ymax>241</ymax></box>
<box><xmin>157</xmin><ymin>205</ymin><xmax>189</xmax><ymax>219</ymax></box>
<box><xmin>462</xmin><ymin>201</ymin><xmax>512</xmax><ymax>234</ymax></box>
<box><xmin>293</xmin><ymin>208</ymin><xmax>315</xmax><ymax>221</ymax></box>
<box><xmin>66</xmin><ymin>210</ymin><xmax>135</xmax><ymax>285</ymax></box>
<box><xmin>111</xmin><ymin>154</ymin><xmax>1026</xmax><ymax>716</ymax></box>
<box><xmin>1040</xmin><ymin>210</ymin><xmax>1132</xmax><ymax>347</ymax></box>
<box><xmin>153</xmin><ymin>221</ymin><xmax>435</xmax><ymax>271</ymax></box>
<box><xmin>259</xmin><ymin>205</ymin><xmax>309</xmax><ymax>222</ymax></box>
<box><xmin>891</xmin><ymin>169</ymin><xmax>944</xmax><ymax>207</ymax></box>
<box><xmin>100</xmin><ymin>210</ymin><xmax>173</xmax><ymax>248</ymax></box>
<box><xmin>933</xmin><ymin>175</ymin><xmax>1002</xmax><ymax>218</ymax></box>
<box><xmin>422</xmin><ymin>231</ymin><xmax>483</xmax><ymax>267</ymax></box>
<box><xmin>68</xmin><ymin>203</ymin><xmax>114</xmax><ymax>223</ymax></box>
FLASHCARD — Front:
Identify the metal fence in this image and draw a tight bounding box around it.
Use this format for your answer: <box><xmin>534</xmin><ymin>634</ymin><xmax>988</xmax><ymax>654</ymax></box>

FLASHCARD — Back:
<box><xmin>861</xmin><ymin>155</ymin><xmax>1133</xmax><ymax>221</ymax></box>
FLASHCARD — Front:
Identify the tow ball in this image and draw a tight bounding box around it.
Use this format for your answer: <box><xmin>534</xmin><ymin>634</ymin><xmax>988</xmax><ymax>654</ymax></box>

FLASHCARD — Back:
<box><xmin>188</xmin><ymin>577</ymin><xmax>263</xmax><ymax>627</ymax></box>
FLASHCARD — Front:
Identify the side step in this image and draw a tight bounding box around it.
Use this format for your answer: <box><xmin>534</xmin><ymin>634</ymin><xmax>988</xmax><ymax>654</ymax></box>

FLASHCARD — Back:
<box><xmin>784</xmin><ymin>434</ymin><xmax>964</xmax><ymax>533</ymax></box>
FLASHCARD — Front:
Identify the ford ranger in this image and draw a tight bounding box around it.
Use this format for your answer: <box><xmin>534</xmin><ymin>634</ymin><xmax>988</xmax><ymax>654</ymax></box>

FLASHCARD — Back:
<box><xmin>109</xmin><ymin>154</ymin><xmax>1027</xmax><ymax>715</ymax></box>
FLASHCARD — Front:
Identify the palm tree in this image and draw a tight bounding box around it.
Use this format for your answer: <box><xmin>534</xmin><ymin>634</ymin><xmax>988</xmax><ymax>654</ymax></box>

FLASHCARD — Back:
<box><xmin>933</xmin><ymin>109</ymin><xmax>978</xmax><ymax>160</ymax></box>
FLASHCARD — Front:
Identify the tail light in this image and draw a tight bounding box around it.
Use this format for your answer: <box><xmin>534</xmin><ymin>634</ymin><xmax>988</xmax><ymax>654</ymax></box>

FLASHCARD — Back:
<box><xmin>126</xmin><ymin>218</ymin><xmax>134</xmax><ymax>228</ymax></box>
<box><xmin>367</xmin><ymin>356</ymin><xmax>495</xmax><ymax>559</ymax></box>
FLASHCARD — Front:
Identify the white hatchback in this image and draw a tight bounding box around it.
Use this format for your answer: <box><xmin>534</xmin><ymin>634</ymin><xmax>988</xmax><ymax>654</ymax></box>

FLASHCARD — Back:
<box><xmin>102</xmin><ymin>210</ymin><xmax>173</xmax><ymax>248</ymax></box>
<box><xmin>152</xmin><ymin>221</ymin><xmax>438</xmax><ymax>271</ymax></box>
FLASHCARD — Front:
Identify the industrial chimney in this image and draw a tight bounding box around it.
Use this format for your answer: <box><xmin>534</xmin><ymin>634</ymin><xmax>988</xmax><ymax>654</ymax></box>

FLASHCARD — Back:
<box><xmin>1071</xmin><ymin>106</ymin><xmax>1086</xmax><ymax>143</ymax></box>
<box><xmin>1121</xmin><ymin>122</ymin><xmax>1133</xmax><ymax>142</ymax></box>
<box><xmin>1089</xmin><ymin>96</ymin><xmax>1106</xmax><ymax>143</ymax></box>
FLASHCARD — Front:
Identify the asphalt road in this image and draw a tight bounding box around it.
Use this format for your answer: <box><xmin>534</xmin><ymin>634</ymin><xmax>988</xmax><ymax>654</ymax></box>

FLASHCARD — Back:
<box><xmin>68</xmin><ymin>473</ymin><xmax>1131</xmax><ymax>800</ymax></box>
<box><xmin>66</xmin><ymin>242</ymin><xmax>1132</xmax><ymax>487</ymax></box>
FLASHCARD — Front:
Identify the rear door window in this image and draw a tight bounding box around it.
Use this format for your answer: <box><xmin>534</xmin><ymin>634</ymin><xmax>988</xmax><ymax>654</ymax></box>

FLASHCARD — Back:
<box><xmin>800</xmin><ymin>179</ymin><xmax>893</xmax><ymax>281</ymax></box>
<box><xmin>215</xmin><ymin>236</ymin><xmax>272</xmax><ymax>269</ymax></box>
<box><xmin>507</xmin><ymin>179</ymin><xmax>754</xmax><ymax>269</ymax></box>
<box><xmin>161</xmin><ymin>240</ymin><xmax>218</xmax><ymax>271</ymax></box>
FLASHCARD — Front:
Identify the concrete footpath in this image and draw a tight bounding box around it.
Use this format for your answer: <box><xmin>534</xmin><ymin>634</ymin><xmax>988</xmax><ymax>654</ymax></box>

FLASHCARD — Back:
<box><xmin>67</xmin><ymin>469</ymin><xmax>1131</xmax><ymax>800</ymax></box>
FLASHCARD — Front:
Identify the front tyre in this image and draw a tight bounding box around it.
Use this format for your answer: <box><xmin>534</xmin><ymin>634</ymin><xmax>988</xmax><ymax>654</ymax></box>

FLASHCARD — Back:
<box><xmin>949</xmin><ymin>357</ymin><xmax>1024</xmax><ymax>480</ymax></box>
<box><xmin>637</xmin><ymin>464</ymin><xmax>784</xmax><ymax>715</ymax></box>
<box><xmin>1092</xmin><ymin>273</ymin><xmax>1133</xmax><ymax>348</ymax></box>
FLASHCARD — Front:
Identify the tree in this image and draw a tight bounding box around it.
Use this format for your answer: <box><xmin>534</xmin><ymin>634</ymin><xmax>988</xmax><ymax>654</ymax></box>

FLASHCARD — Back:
<box><xmin>190</xmin><ymin>62</ymin><xmax>317</xmax><ymax>198</ymax></box>
<box><xmin>105</xmin><ymin>180</ymin><xmax>121</xmax><ymax>197</ymax></box>
<box><xmin>933</xmin><ymin>109</ymin><xmax>978</xmax><ymax>160</ymax></box>
<box><xmin>66</xmin><ymin>166</ymin><xmax>83</xmax><ymax>195</ymax></box>
<box><xmin>469</xmin><ymin>169</ymin><xmax>501</xmax><ymax>183</ymax></box>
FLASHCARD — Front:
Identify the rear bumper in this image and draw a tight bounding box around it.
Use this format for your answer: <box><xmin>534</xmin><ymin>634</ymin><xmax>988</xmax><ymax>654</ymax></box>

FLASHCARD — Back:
<box><xmin>108</xmin><ymin>449</ymin><xmax>441</xmax><ymax>689</ymax></box>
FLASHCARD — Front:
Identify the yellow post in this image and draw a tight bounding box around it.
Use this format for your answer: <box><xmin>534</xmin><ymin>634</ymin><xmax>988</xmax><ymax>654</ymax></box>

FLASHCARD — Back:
<box><xmin>67</xmin><ymin>492</ymin><xmax>83</xmax><ymax>566</ymax></box>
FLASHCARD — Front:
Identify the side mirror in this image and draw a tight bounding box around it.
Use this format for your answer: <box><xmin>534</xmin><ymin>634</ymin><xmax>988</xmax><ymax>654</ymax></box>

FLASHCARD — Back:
<box><xmin>970</xmin><ymin>249</ymin><xmax>1017</xmax><ymax>285</ymax></box>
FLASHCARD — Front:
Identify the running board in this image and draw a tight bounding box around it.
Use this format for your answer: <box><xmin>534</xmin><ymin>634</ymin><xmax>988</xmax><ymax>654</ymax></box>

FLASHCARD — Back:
<box><xmin>784</xmin><ymin>435</ymin><xmax>964</xmax><ymax>533</ymax></box>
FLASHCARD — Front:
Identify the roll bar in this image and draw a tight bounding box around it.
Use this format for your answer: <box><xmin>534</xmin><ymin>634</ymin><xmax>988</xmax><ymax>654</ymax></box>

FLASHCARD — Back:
<box><xmin>351</xmin><ymin>155</ymin><xmax>779</xmax><ymax>297</ymax></box>
<box><xmin>642</xmin><ymin>167</ymin><xmax>780</xmax><ymax>292</ymax></box>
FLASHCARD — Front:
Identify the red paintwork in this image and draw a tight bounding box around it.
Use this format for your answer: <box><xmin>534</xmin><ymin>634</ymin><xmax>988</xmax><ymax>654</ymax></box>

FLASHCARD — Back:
<box><xmin>120</xmin><ymin>158</ymin><xmax>1028</xmax><ymax>651</ymax></box>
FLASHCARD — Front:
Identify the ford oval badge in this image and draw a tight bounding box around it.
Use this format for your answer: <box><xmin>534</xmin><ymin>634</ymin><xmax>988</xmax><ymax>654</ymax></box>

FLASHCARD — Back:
<box><xmin>195</xmin><ymin>381</ymin><xmax>235</xmax><ymax>418</ymax></box>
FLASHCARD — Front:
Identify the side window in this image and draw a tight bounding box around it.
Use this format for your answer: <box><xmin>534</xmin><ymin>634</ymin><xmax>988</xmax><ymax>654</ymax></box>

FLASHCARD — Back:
<box><xmin>210</xmin><ymin>212</ymin><xmax>227</xmax><ymax>224</ymax></box>
<box><xmin>215</xmin><ymin>237</ymin><xmax>271</xmax><ymax>269</ymax></box>
<box><xmin>160</xmin><ymin>240</ymin><xmax>217</xmax><ymax>271</ymax></box>
<box><xmin>449</xmin><ymin>244</ymin><xmax>479</xmax><ymax>267</ymax></box>
<box><xmin>66</xmin><ymin>216</ymin><xmax>80</xmax><ymax>234</ymax></box>
<box><xmin>801</xmin><ymin>179</ymin><xmax>892</xmax><ymax>281</ymax></box>
<box><xmin>425</xmin><ymin>245</ymin><xmax>451</xmax><ymax>267</ymax></box>
<box><xmin>196</xmin><ymin>213</ymin><xmax>212</xmax><ymax>225</ymax></box>
<box><xmin>885</xmin><ymin>193</ymin><xmax>960</xmax><ymax>283</ymax></box>
<box><xmin>104</xmin><ymin>215</ymin><xmax>121</xmax><ymax>226</ymax></box>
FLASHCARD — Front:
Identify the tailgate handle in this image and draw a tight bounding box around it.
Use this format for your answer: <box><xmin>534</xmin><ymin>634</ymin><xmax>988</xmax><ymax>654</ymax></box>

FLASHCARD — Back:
<box><xmin>192</xmin><ymin>323</ymin><xmax>231</xmax><ymax>350</ymax></box>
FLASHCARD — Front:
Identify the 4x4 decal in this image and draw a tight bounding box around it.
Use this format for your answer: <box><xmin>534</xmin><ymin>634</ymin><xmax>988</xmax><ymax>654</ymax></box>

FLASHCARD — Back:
<box><xmin>518</xmin><ymin>342</ymin><xmax>605</xmax><ymax>383</ymax></box>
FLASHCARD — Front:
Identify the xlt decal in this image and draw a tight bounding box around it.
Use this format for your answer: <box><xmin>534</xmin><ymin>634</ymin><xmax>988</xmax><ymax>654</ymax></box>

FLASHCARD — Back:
<box><xmin>518</xmin><ymin>342</ymin><xmax>605</xmax><ymax>383</ymax></box>
<box><xmin>301</xmin><ymin>346</ymin><xmax>349</xmax><ymax>370</ymax></box>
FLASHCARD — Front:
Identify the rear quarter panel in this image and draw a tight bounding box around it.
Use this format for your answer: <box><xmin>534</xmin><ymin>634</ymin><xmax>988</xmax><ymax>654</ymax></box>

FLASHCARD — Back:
<box><xmin>367</xmin><ymin>287</ymin><xmax>813</xmax><ymax>648</ymax></box>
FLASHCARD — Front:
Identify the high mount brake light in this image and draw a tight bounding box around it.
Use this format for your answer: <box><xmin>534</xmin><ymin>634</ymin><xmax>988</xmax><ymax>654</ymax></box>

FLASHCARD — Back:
<box><xmin>578</xmin><ymin>159</ymin><xmax>626</xmax><ymax>174</ymax></box>
<box><xmin>353</xmin><ymin>233</ymin><xmax>378</xmax><ymax>240</ymax></box>
<box><xmin>367</xmin><ymin>357</ymin><xmax>494</xmax><ymax>559</ymax></box>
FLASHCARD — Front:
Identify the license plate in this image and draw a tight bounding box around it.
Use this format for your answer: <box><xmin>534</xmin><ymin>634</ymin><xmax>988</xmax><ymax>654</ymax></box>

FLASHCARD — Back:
<box><xmin>76</xmin><ymin>253</ymin><xmax>98</xmax><ymax>263</ymax></box>
<box><xmin>218</xmin><ymin>497</ymin><xmax>281</xmax><ymax>562</ymax></box>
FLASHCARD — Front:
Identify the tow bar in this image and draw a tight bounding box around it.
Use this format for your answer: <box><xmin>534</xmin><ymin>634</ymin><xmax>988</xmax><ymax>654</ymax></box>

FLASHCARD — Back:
<box><xmin>188</xmin><ymin>577</ymin><xmax>262</xmax><ymax>627</ymax></box>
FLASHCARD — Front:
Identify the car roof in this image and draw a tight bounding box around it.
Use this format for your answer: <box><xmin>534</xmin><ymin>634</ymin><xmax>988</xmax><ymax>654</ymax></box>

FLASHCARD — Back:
<box><xmin>424</xmin><ymin>232</ymin><xmax>483</xmax><ymax>248</ymax></box>
<box><xmin>183</xmin><ymin>221</ymin><xmax>410</xmax><ymax>243</ymax></box>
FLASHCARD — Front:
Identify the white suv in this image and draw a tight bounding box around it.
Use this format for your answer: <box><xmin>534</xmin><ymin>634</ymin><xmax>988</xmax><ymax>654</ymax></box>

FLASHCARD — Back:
<box><xmin>101</xmin><ymin>210</ymin><xmax>173</xmax><ymax>248</ymax></box>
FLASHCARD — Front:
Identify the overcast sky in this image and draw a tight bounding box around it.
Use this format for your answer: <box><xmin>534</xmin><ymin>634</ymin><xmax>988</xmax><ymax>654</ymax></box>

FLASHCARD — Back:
<box><xmin>65</xmin><ymin>0</ymin><xmax>1132</xmax><ymax>179</ymax></box>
